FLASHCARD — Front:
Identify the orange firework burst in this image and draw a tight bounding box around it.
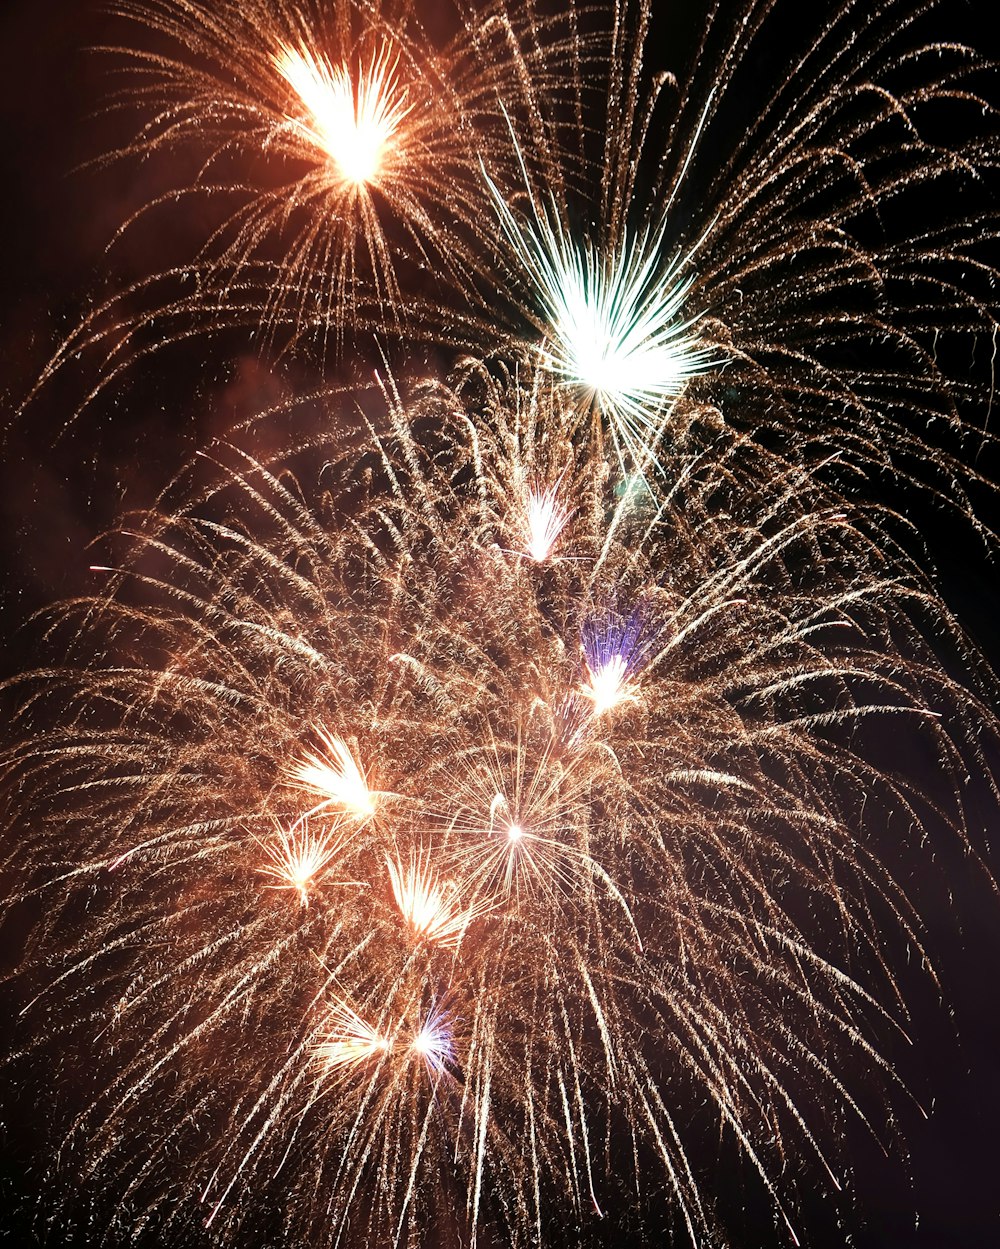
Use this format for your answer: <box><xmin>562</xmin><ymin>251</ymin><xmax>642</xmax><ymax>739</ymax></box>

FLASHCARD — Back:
<box><xmin>6</xmin><ymin>365</ymin><xmax>996</xmax><ymax>1247</ymax></box>
<box><xmin>288</xmin><ymin>727</ymin><xmax>379</xmax><ymax>820</ymax></box>
<box><xmin>314</xmin><ymin>1000</ymin><xmax>392</xmax><ymax>1072</ymax></box>
<box><xmin>59</xmin><ymin>0</ymin><xmax>602</xmax><ymax>357</ymax></box>
<box><xmin>4</xmin><ymin>1</ymin><xmax>1000</xmax><ymax>1248</ymax></box>
<box><xmin>386</xmin><ymin>852</ymin><xmax>483</xmax><ymax>947</ymax></box>
<box><xmin>256</xmin><ymin>817</ymin><xmax>348</xmax><ymax>906</ymax></box>
<box><xmin>273</xmin><ymin>42</ymin><xmax>412</xmax><ymax>188</ymax></box>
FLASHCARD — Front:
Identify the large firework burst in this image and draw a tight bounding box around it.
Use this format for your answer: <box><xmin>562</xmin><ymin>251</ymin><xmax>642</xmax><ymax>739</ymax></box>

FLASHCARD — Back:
<box><xmin>24</xmin><ymin>0</ymin><xmax>599</xmax><ymax>376</ymax></box>
<box><xmin>21</xmin><ymin>0</ymin><xmax>1000</xmax><ymax>511</ymax></box>
<box><xmin>4</xmin><ymin>369</ymin><xmax>998</xmax><ymax>1246</ymax></box>
<box><xmin>3</xmin><ymin>0</ymin><xmax>1000</xmax><ymax>1247</ymax></box>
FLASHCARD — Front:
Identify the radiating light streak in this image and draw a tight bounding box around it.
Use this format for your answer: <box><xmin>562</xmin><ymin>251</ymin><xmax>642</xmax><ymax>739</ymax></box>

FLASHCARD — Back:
<box><xmin>581</xmin><ymin>653</ymin><xmax>636</xmax><ymax>716</ymax></box>
<box><xmin>437</xmin><ymin>767</ymin><xmax>600</xmax><ymax>901</ymax></box>
<box><xmin>486</xmin><ymin>168</ymin><xmax>715</xmax><ymax>470</ymax></box>
<box><xmin>409</xmin><ymin>1006</ymin><xmax>454</xmax><ymax>1075</ymax></box>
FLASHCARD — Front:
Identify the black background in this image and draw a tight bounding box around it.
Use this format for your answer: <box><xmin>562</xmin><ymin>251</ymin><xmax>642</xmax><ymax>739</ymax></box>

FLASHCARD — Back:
<box><xmin>2</xmin><ymin>1</ymin><xmax>1000</xmax><ymax>1246</ymax></box>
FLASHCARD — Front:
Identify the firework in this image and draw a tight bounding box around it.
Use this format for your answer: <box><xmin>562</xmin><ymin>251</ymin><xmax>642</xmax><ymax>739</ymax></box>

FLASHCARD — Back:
<box><xmin>256</xmin><ymin>816</ymin><xmax>348</xmax><ymax>906</ymax></box>
<box><xmin>579</xmin><ymin>606</ymin><xmax>650</xmax><ymax>716</ymax></box>
<box><xmin>386</xmin><ymin>852</ymin><xmax>485</xmax><ymax>947</ymax></box>
<box><xmin>4</xmin><ymin>367</ymin><xmax>997</xmax><ymax>1247</ymax></box>
<box><xmin>27</xmin><ymin>0</ymin><xmax>602</xmax><ymax>366</ymax></box>
<box><xmin>520</xmin><ymin>477</ymin><xmax>573</xmax><ymax>563</ymax></box>
<box><xmin>487</xmin><ymin>170</ymin><xmax>716</xmax><ymax>471</ymax></box>
<box><xmin>17</xmin><ymin>0</ymin><xmax>994</xmax><ymax>518</ymax></box>
<box><xmin>4</xmin><ymin>0</ymin><xmax>1000</xmax><ymax>1246</ymax></box>
<box><xmin>272</xmin><ymin>42</ymin><xmax>412</xmax><ymax>188</ymax></box>
<box><xmin>314</xmin><ymin>1000</ymin><xmax>392</xmax><ymax>1072</ymax></box>
<box><xmin>289</xmin><ymin>726</ymin><xmax>379</xmax><ymax>819</ymax></box>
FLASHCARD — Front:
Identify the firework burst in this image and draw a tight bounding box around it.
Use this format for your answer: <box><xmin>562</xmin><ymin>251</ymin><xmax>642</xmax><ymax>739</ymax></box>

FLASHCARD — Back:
<box><xmin>289</xmin><ymin>726</ymin><xmax>380</xmax><ymax>819</ymax></box>
<box><xmin>520</xmin><ymin>477</ymin><xmax>574</xmax><ymax>563</ymax></box>
<box><xmin>19</xmin><ymin>0</ymin><xmax>1000</xmax><ymax>517</ymax></box>
<box><xmin>27</xmin><ymin>0</ymin><xmax>604</xmax><ymax>368</ymax></box>
<box><xmin>272</xmin><ymin>41</ymin><xmax>412</xmax><ymax>188</ymax></box>
<box><xmin>4</xmin><ymin>1</ymin><xmax>1000</xmax><ymax>1247</ymax></box>
<box><xmin>579</xmin><ymin>606</ymin><xmax>650</xmax><ymax>716</ymax></box>
<box><xmin>314</xmin><ymin>999</ymin><xmax>393</xmax><ymax>1072</ymax></box>
<box><xmin>487</xmin><ymin>172</ymin><xmax>716</xmax><ymax>471</ymax></box>
<box><xmin>256</xmin><ymin>817</ymin><xmax>348</xmax><ymax>906</ymax></box>
<box><xmin>386</xmin><ymin>852</ymin><xmax>483</xmax><ymax>947</ymax></box>
<box><xmin>4</xmin><ymin>368</ymin><xmax>997</xmax><ymax>1246</ymax></box>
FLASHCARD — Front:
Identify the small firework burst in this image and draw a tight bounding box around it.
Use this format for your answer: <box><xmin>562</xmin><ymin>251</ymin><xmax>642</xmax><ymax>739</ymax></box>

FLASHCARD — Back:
<box><xmin>580</xmin><ymin>605</ymin><xmax>652</xmax><ymax>715</ymax></box>
<box><xmin>273</xmin><ymin>42</ymin><xmax>412</xmax><ymax>188</ymax></box>
<box><xmin>288</xmin><ymin>727</ymin><xmax>378</xmax><ymax>819</ymax></box>
<box><xmin>521</xmin><ymin>478</ymin><xmax>573</xmax><ymax>562</ymax></box>
<box><xmin>408</xmin><ymin>1005</ymin><xmax>454</xmax><ymax>1075</ymax></box>
<box><xmin>386</xmin><ymin>852</ymin><xmax>483</xmax><ymax>947</ymax></box>
<box><xmin>314</xmin><ymin>1001</ymin><xmax>392</xmax><ymax>1073</ymax></box>
<box><xmin>256</xmin><ymin>817</ymin><xmax>347</xmax><ymax>906</ymax></box>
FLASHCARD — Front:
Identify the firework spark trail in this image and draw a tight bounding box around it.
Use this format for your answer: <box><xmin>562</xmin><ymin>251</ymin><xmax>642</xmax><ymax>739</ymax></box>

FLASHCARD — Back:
<box><xmin>256</xmin><ymin>816</ymin><xmax>349</xmax><ymax>906</ymax></box>
<box><xmin>4</xmin><ymin>368</ymin><xmax>998</xmax><ymax>1246</ymax></box>
<box><xmin>521</xmin><ymin>477</ymin><xmax>573</xmax><ymax>562</ymax></box>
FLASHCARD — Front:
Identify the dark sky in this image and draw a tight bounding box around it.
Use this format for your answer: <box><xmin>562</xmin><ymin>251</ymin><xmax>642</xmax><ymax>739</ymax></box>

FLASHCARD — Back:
<box><xmin>2</xmin><ymin>1</ymin><xmax>1000</xmax><ymax>1247</ymax></box>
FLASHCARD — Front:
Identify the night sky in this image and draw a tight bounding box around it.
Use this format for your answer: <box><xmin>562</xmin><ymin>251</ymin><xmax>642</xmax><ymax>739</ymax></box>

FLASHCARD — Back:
<box><xmin>2</xmin><ymin>1</ymin><xmax>1000</xmax><ymax>1246</ymax></box>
